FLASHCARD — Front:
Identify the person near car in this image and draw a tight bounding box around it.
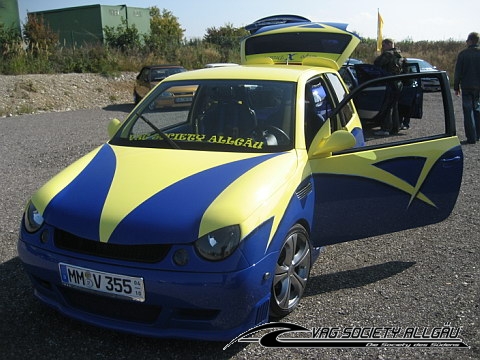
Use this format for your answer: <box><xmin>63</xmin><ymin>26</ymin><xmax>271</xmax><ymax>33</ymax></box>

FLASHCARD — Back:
<box><xmin>399</xmin><ymin>115</ymin><xmax>410</xmax><ymax>130</ymax></box>
<box><xmin>454</xmin><ymin>32</ymin><xmax>480</xmax><ymax>144</ymax></box>
<box><xmin>373</xmin><ymin>39</ymin><xmax>406</xmax><ymax>136</ymax></box>
<box><xmin>398</xmin><ymin>64</ymin><xmax>419</xmax><ymax>131</ymax></box>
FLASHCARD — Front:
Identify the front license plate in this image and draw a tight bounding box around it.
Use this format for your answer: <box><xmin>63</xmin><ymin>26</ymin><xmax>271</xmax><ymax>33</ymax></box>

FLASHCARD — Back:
<box><xmin>59</xmin><ymin>263</ymin><xmax>145</xmax><ymax>302</ymax></box>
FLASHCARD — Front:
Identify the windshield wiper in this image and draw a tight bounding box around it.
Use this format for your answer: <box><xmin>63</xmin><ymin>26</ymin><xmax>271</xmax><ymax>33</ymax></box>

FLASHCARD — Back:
<box><xmin>135</xmin><ymin>112</ymin><xmax>180</xmax><ymax>149</ymax></box>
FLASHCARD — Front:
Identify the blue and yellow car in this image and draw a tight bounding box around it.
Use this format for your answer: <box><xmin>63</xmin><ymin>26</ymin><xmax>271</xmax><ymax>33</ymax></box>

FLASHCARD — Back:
<box><xmin>18</xmin><ymin>15</ymin><xmax>463</xmax><ymax>341</ymax></box>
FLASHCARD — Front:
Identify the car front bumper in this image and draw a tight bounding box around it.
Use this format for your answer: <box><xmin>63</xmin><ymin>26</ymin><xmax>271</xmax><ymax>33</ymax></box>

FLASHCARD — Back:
<box><xmin>17</xmin><ymin>238</ymin><xmax>275</xmax><ymax>341</ymax></box>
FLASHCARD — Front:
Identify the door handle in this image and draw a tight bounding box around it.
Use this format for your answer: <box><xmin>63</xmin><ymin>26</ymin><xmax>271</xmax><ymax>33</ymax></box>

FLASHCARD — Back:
<box><xmin>440</xmin><ymin>156</ymin><xmax>462</xmax><ymax>167</ymax></box>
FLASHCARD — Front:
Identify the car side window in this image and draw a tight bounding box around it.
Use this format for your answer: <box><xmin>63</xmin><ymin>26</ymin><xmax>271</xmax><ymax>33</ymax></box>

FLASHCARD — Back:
<box><xmin>304</xmin><ymin>77</ymin><xmax>332</xmax><ymax>148</ymax></box>
<box><xmin>338</xmin><ymin>66</ymin><xmax>357</xmax><ymax>91</ymax></box>
<box><xmin>325</xmin><ymin>72</ymin><xmax>354</xmax><ymax>126</ymax></box>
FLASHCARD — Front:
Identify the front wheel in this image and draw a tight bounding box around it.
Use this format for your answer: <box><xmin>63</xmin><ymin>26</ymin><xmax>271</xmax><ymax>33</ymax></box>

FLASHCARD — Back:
<box><xmin>270</xmin><ymin>224</ymin><xmax>312</xmax><ymax>318</ymax></box>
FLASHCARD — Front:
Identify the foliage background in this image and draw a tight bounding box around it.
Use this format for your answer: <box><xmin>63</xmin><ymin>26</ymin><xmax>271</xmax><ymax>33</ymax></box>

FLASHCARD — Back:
<box><xmin>0</xmin><ymin>6</ymin><xmax>466</xmax><ymax>82</ymax></box>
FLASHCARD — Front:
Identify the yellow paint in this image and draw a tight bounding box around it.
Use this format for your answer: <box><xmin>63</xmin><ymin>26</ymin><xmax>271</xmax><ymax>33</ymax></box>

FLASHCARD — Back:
<box><xmin>99</xmin><ymin>146</ymin><xmax>266</xmax><ymax>243</ymax></box>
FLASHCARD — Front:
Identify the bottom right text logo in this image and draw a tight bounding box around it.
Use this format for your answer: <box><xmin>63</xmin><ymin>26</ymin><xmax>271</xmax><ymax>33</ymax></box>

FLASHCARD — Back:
<box><xmin>224</xmin><ymin>322</ymin><xmax>470</xmax><ymax>350</ymax></box>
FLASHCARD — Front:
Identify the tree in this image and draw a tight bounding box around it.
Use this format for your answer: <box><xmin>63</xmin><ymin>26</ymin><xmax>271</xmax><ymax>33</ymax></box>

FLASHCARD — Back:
<box><xmin>23</xmin><ymin>14</ymin><xmax>58</xmax><ymax>54</ymax></box>
<box><xmin>145</xmin><ymin>7</ymin><xmax>184</xmax><ymax>60</ymax></box>
<box><xmin>104</xmin><ymin>19</ymin><xmax>141</xmax><ymax>52</ymax></box>
<box><xmin>204</xmin><ymin>24</ymin><xmax>248</xmax><ymax>62</ymax></box>
<box><xmin>0</xmin><ymin>23</ymin><xmax>23</xmax><ymax>59</ymax></box>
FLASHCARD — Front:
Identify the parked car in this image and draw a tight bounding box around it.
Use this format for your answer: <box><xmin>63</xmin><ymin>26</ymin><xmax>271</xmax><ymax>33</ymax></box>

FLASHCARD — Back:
<box><xmin>18</xmin><ymin>15</ymin><xmax>463</xmax><ymax>341</ymax></box>
<box><xmin>407</xmin><ymin>57</ymin><xmax>442</xmax><ymax>92</ymax></box>
<box><xmin>133</xmin><ymin>65</ymin><xmax>189</xmax><ymax>105</ymax></box>
<box><xmin>204</xmin><ymin>63</ymin><xmax>239</xmax><ymax>68</ymax></box>
<box><xmin>343</xmin><ymin>58</ymin><xmax>363</xmax><ymax>66</ymax></box>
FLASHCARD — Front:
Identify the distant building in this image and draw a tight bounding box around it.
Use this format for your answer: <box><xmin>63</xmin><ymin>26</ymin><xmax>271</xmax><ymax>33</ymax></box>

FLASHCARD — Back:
<box><xmin>0</xmin><ymin>0</ymin><xmax>21</xmax><ymax>35</ymax></box>
<box><xmin>28</xmin><ymin>4</ymin><xmax>151</xmax><ymax>47</ymax></box>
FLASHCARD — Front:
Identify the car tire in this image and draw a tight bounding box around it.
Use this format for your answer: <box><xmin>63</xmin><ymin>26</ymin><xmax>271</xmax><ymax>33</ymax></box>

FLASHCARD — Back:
<box><xmin>270</xmin><ymin>224</ymin><xmax>312</xmax><ymax>318</ymax></box>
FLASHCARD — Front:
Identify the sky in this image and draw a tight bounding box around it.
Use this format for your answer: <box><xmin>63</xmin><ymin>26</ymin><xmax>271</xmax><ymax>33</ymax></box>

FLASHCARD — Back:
<box><xmin>15</xmin><ymin>0</ymin><xmax>478</xmax><ymax>42</ymax></box>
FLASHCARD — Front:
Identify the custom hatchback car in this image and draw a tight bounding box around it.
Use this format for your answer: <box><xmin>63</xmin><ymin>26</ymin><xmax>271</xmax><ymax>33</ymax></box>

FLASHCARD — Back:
<box><xmin>204</xmin><ymin>63</ymin><xmax>239</xmax><ymax>68</ymax></box>
<box><xmin>18</xmin><ymin>15</ymin><xmax>463</xmax><ymax>341</ymax></box>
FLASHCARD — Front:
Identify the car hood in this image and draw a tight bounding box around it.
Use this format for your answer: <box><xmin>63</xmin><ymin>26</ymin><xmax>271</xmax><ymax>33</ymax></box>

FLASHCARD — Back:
<box><xmin>32</xmin><ymin>144</ymin><xmax>298</xmax><ymax>245</ymax></box>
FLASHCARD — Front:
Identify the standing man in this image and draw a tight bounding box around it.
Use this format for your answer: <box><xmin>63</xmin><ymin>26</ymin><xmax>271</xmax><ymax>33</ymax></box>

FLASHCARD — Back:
<box><xmin>373</xmin><ymin>39</ymin><xmax>405</xmax><ymax>136</ymax></box>
<box><xmin>454</xmin><ymin>32</ymin><xmax>480</xmax><ymax>144</ymax></box>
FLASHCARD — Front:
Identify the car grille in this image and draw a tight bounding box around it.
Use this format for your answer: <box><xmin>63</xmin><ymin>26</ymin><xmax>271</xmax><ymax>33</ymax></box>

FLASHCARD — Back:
<box><xmin>61</xmin><ymin>287</ymin><xmax>161</xmax><ymax>323</ymax></box>
<box><xmin>54</xmin><ymin>229</ymin><xmax>171</xmax><ymax>263</ymax></box>
<box><xmin>60</xmin><ymin>287</ymin><xmax>221</xmax><ymax>328</ymax></box>
<box><xmin>295</xmin><ymin>179</ymin><xmax>313</xmax><ymax>200</ymax></box>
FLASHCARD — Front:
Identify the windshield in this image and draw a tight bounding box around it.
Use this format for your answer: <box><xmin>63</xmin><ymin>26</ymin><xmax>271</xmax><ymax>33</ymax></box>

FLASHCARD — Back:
<box><xmin>111</xmin><ymin>80</ymin><xmax>296</xmax><ymax>152</ymax></box>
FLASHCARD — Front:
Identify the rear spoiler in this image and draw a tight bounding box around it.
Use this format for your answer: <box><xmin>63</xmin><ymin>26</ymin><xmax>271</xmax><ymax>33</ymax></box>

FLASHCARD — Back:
<box><xmin>245</xmin><ymin>15</ymin><xmax>311</xmax><ymax>34</ymax></box>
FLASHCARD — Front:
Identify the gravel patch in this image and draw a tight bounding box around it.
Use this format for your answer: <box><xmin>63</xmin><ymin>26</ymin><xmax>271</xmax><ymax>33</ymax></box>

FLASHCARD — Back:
<box><xmin>0</xmin><ymin>72</ymin><xmax>136</xmax><ymax>117</ymax></box>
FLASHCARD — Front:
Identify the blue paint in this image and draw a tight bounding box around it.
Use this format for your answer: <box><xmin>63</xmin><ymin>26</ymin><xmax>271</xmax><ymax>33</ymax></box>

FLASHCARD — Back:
<box><xmin>43</xmin><ymin>144</ymin><xmax>116</xmax><ymax>241</ymax></box>
<box><xmin>109</xmin><ymin>154</ymin><xmax>279</xmax><ymax>244</ymax></box>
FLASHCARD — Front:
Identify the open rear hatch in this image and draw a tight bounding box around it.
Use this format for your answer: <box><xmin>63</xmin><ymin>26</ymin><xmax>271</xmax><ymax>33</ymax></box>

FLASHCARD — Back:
<box><xmin>241</xmin><ymin>15</ymin><xmax>361</xmax><ymax>67</ymax></box>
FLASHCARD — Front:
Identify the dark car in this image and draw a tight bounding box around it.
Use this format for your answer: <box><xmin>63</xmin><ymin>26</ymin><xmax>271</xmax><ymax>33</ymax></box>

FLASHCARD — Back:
<box><xmin>133</xmin><ymin>65</ymin><xmax>188</xmax><ymax>104</ymax></box>
<box><xmin>343</xmin><ymin>58</ymin><xmax>363</xmax><ymax>66</ymax></box>
<box><xmin>340</xmin><ymin>61</ymin><xmax>425</xmax><ymax>131</ymax></box>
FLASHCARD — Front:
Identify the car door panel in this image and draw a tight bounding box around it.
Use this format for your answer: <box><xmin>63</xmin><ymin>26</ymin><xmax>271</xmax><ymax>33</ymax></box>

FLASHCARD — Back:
<box><xmin>308</xmin><ymin>137</ymin><xmax>463</xmax><ymax>246</ymax></box>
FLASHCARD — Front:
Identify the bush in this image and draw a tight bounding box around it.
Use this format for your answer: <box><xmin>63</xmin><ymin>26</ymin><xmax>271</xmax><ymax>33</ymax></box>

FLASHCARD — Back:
<box><xmin>350</xmin><ymin>39</ymin><xmax>465</xmax><ymax>86</ymax></box>
<box><xmin>0</xmin><ymin>13</ymin><xmax>468</xmax><ymax>77</ymax></box>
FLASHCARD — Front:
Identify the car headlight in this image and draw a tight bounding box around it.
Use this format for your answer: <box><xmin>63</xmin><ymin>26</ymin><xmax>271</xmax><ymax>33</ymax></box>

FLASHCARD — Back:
<box><xmin>24</xmin><ymin>201</ymin><xmax>44</xmax><ymax>233</ymax></box>
<box><xmin>195</xmin><ymin>225</ymin><xmax>241</xmax><ymax>261</ymax></box>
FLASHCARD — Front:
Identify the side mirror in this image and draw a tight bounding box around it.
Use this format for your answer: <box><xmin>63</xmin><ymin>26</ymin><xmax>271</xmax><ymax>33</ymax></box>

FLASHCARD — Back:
<box><xmin>108</xmin><ymin>118</ymin><xmax>122</xmax><ymax>139</ymax></box>
<box><xmin>309</xmin><ymin>130</ymin><xmax>356</xmax><ymax>158</ymax></box>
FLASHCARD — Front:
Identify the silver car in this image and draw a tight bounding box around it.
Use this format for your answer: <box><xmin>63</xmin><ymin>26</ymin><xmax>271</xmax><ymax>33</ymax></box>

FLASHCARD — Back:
<box><xmin>406</xmin><ymin>58</ymin><xmax>442</xmax><ymax>92</ymax></box>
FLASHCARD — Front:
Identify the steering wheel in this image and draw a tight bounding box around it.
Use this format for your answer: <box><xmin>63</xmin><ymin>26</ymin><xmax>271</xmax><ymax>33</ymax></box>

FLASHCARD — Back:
<box><xmin>250</xmin><ymin>125</ymin><xmax>290</xmax><ymax>145</ymax></box>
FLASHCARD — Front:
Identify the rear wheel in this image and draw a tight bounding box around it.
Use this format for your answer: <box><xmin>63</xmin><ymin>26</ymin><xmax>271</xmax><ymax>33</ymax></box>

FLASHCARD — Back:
<box><xmin>270</xmin><ymin>224</ymin><xmax>312</xmax><ymax>318</ymax></box>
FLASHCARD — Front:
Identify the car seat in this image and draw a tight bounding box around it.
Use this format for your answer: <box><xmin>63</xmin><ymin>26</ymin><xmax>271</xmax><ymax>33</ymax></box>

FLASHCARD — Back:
<box><xmin>202</xmin><ymin>86</ymin><xmax>257</xmax><ymax>138</ymax></box>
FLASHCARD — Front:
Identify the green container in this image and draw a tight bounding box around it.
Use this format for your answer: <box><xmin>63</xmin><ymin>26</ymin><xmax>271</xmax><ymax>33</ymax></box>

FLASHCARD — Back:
<box><xmin>0</xmin><ymin>0</ymin><xmax>21</xmax><ymax>34</ymax></box>
<box><xmin>29</xmin><ymin>5</ymin><xmax>150</xmax><ymax>47</ymax></box>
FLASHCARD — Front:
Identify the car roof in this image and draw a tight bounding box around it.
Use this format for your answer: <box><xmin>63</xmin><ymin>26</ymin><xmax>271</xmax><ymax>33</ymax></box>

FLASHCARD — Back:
<box><xmin>165</xmin><ymin>63</ymin><xmax>330</xmax><ymax>83</ymax></box>
<box><xmin>406</xmin><ymin>58</ymin><xmax>436</xmax><ymax>69</ymax></box>
<box><xmin>142</xmin><ymin>64</ymin><xmax>185</xmax><ymax>70</ymax></box>
<box><xmin>204</xmin><ymin>63</ymin><xmax>239</xmax><ymax>68</ymax></box>
<box><xmin>407</xmin><ymin>58</ymin><xmax>433</xmax><ymax>64</ymax></box>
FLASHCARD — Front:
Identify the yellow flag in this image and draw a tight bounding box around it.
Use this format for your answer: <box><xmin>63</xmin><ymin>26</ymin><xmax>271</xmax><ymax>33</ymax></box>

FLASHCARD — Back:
<box><xmin>377</xmin><ymin>11</ymin><xmax>384</xmax><ymax>52</ymax></box>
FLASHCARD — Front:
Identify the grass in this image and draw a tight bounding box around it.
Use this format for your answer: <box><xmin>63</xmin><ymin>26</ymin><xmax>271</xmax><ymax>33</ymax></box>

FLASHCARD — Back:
<box><xmin>352</xmin><ymin>39</ymin><xmax>465</xmax><ymax>83</ymax></box>
<box><xmin>1</xmin><ymin>38</ymin><xmax>466</xmax><ymax>83</ymax></box>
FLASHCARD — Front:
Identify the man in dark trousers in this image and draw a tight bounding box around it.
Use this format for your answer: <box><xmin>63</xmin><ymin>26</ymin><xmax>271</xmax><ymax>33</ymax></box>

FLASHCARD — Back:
<box><xmin>373</xmin><ymin>38</ymin><xmax>405</xmax><ymax>136</ymax></box>
<box><xmin>454</xmin><ymin>32</ymin><xmax>480</xmax><ymax>144</ymax></box>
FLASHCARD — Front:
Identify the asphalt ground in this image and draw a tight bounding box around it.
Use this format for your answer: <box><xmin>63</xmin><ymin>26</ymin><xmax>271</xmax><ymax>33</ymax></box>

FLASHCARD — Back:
<box><xmin>0</xmin><ymin>95</ymin><xmax>478</xmax><ymax>360</ymax></box>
